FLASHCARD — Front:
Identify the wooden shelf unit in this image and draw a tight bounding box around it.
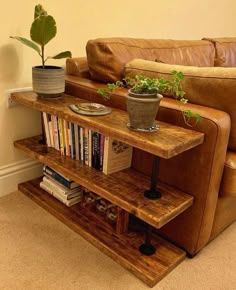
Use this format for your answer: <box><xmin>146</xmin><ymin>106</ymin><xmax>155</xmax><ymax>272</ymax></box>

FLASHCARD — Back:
<box><xmin>12</xmin><ymin>91</ymin><xmax>204</xmax><ymax>287</ymax></box>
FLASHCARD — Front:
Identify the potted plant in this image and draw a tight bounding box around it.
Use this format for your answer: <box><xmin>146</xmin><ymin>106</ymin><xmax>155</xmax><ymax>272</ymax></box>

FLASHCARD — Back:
<box><xmin>98</xmin><ymin>71</ymin><xmax>201</xmax><ymax>131</ymax></box>
<box><xmin>10</xmin><ymin>4</ymin><xmax>72</xmax><ymax>98</ymax></box>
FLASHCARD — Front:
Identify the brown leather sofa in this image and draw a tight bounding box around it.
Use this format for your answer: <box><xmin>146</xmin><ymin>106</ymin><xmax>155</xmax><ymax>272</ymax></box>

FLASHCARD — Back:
<box><xmin>65</xmin><ymin>37</ymin><xmax>236</xmax><ymax>256</ymax></box>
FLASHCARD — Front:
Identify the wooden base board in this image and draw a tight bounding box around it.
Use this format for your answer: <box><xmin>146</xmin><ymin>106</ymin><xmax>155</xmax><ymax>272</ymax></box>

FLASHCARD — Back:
<box><xmin>18</xmin><ymin>178</ymin><xmax>186</xmax><ymax>287</ymax></box>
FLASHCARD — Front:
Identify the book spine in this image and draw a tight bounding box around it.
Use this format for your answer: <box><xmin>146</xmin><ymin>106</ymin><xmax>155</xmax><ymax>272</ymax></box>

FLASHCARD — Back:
<box><xmin>84</xmin><ymin>127</ymin><xmax>89</xmax><ymax>166</ymax></box>
<box><xmin>63</xmin><ymin>119</ymin><xmax>70</xmax><ymax>156</ymax></box>
<box><xmin>58</xmin><ymin>117</ymin><xmax>65</xmax><ymax>155</ymax></box>
<box><xmin>74</xmin><ymin>123</ymin><xmax>80</xmax><ymax>160</ymax></box>
<box><xmin>69</xmin><ymin>122</ymin><xmax>76</xmax><ymax>159</ymax></box>
<box><xmin>51</xmin><ymin>115</ymin><xmax>60</xmax><ymax>151</ymax></box>
<box><xmin>92</xmin><ymin>131</ymin><xmax>100</xmax><ymax>170</ymax></box>
<box><xmin>47</xmin><ymin>114</ymin><xmax>54</xmax><ymax>148</ymax></box>
<box><xmin>102</xmin><ymin>136</ymin><xmax>109</xmax><ymax>173</ymax></box>
<box><xmin>80</xmin><ymin>127</ymin><xmax>84</xmax><ymax>162</ymax></box>
<box><xmin>100</xmin><ymin>134</ymin><xmax>105</xmax><ymax>170</ymax></box>
<box><xmin>42</xmin><ymin>112</ymin><xmax>51</xmax><ymax>147</ymax></box>
<box><xmin>88</xmin><ymin>129</ymin><xmax>92</xmax><ymax>167</ymax></box>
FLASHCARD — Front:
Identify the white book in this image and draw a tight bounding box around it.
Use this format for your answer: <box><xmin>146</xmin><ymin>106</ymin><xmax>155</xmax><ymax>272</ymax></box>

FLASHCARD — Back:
<box><xmin>43</xmin><ymin>174</ymin><xmax>81</xmax><ymax>195</ymax></box>
<box><xmin>103</xmin><ymin>137</ymin><xmax>133</xmax><ymax>175</ymax></box>
<box><xmin>40</xmin><ymin>181</ymin><xmax>82</xmax><ymax>207</ymax></box>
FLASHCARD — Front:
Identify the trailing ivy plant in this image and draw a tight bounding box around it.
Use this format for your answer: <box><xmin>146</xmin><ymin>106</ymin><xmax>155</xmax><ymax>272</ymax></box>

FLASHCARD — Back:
<box><xmin>97</xmin><ymin>71</ymin><xmax>202</xmax><ymax>126</ymax></box>
<box><xmin>10</xmin><ymin>4</ymin><xmax>72</xmax><ymax>68</ymax></box>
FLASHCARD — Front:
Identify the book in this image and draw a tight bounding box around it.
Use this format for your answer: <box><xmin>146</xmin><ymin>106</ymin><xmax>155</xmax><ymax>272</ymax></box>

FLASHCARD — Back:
<box><xmin>40</xmin><ymin>181</ymin><xmax>82</xmax><ymax>207</ymax></box>
<box><xmin>73</xmin><ymin>123</ymin><xmax>80</xmax><ymax>160</ymax></box>
<box><xmin>100</xmin><ymin>134</ymin><xmax>105</xmax><ymax>170</ymax></box>
<box><xmin>58</xmin><ymin>117</ymin><xmax>65</xmax><ymax>155</ymax></box>
<box><xmin>69</xmin><ymin>122</ymin><xmax>76</xmax><ymax>159</ymax></box>
<box><xmin>83</xmin><ymin>127</ymin><xmax>89</xmax><ymax>166</ymax></box>
<box><xmin>51</xmin><ymin>115</ymin><xmax>60</xmax><ymax>151</ymax></box>
<box><xmin>43</xmin><ymin>165</ymin><xmax>80</xmax><ymax>189</ymax></box>
<box><xmin>47</xmin><ymin>114</ymin><xmax>54</xmax><ymax>148</ymax></box>
<box><xmin>102</xmin><ymin>137</ymin><xmax>133</xmax><ymax>175</ymax></box>
<box><xmin>79</xmin><ymin>127</ymin><xmax>84</xmax><ymax>162</ymax></box>
<box><xmin>42</xmin><ymin>112</ymin><xmax>51</xmax><ymax>147</ymax></box>
<box><xmin>63</xmin><ymin>119</ymin><xmax>70</xmax><ymax>156</ymax></box>
<box><xmin>42</xmin><ymin>174</ymin><xmax>81</xmax><ymax>195</ymax></box>
<box><xmin>88</xmin><ymin>129</ymin><xmax>92</xmax><ymax>167</ymax></box>
<box><xmin>92</xmin><ymin>131</ymin><xmax>101</xmax><ymax>170</ymax></box>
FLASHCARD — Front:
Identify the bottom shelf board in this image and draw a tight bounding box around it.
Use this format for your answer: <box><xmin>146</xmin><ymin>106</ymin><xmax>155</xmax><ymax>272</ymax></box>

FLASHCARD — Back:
<box><xmin>18</xmin><ymin>178</ymin><xmax>186</xmax><ymax>287</ymax></box>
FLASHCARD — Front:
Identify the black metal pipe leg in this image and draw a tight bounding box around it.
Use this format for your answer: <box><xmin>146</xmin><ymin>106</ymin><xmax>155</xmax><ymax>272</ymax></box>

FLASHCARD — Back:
<box><xmin>144</xmin><ymin>155</ymin><xmax>161</xmax><ymax>199</ymax></box>
<box><xmin>139</xmin><ymin>224</ymin><xmax>156</xmax><ymax>255</ymax></box>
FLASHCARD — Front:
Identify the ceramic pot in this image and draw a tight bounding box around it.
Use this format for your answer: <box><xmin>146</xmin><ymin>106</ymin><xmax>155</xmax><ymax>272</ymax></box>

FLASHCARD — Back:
<box><xmin>32</xmin><ymin>65</ymin><xmax>65</xmax><ymax>98</ymax></box>
<box><xmin>126</xmin><ymin>90</ymin><xmax>163</xmax><ymax>131</ymax></box>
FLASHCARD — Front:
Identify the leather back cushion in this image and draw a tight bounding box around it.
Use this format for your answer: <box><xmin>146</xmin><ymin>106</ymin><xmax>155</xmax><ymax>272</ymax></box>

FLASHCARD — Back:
<box><xmin>203</xmin><ymin>37</ymin><xmax>236</xmax><ymax>67</ymax></box>
<box><xmin>124</xmin><ymin>59</ymin><xmax>236</xmax><ymax>150</ymax></box>
<box><xmin>86</xmin><ymin>38</ymin><xmax>215</xmax><ymax>82</ymax></box>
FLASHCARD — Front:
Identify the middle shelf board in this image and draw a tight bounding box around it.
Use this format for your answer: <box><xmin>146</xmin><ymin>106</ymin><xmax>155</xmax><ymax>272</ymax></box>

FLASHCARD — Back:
<box><xmin>14</xmin><ymin>135</ymin><xmax>194</xmax><ymax>229</ymax></box>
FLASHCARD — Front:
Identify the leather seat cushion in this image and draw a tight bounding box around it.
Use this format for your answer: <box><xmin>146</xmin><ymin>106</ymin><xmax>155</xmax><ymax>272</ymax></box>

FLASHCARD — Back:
<box><xmin>203</xmin><ymin>37</ymin><xmax>236</xmax><ymax>67</ymax></box>
<box><xmin>86</xmin><ymin>38</ymin><xmax>215</xmax><ymax>82</ymax></box>
<box><xmin>124</xmin><ymin>59</ymin><xmax>236</xmax><ymax>150</ymax></box>
<box><xmin>220</xmin><ymin>151</ymin><xmax>236</xmax><ymax>197</ymax></box>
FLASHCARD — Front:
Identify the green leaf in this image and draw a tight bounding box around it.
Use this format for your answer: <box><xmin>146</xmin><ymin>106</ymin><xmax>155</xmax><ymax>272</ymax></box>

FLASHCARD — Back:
<box><xmin>50</xmin><ymin>51</ymin><xmax>72</xmax><ymax>59</ymax></box>
<box><xmin>10</xmin><ymin>36</ymin><xmax>41</xmax><ymax>55</ymax></box>
<box><xmin>30</xmin><ymin>15</ymin><xmax>56</xmax><ymax>46</ymax></box>
<box><xmin>34</xmin><ymin>4</ymin><xmax>47</xmax><ymax>19</ymax></box>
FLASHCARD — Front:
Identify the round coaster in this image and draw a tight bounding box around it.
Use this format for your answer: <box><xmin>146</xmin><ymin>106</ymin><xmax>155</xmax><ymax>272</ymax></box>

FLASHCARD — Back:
<box><xmin>69</xmin><ymin>103</ymin><xmax>112</xmax><ymax>116</ymax></box>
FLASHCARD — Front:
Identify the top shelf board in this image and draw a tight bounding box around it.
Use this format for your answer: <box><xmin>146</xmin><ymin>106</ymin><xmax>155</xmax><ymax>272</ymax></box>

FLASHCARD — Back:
<box><xmin>11</xmin><ymin>91</ymin><xmax>204</xmax><ymax>159</ymax></box>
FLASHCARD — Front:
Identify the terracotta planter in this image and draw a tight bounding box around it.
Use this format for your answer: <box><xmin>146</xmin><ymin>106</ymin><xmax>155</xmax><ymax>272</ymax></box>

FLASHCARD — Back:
<box><xmin>126</xmin><ymin>90</ymin><xmax>163</xmax><ymax>131</ymax></box>
<box><xmin>32</xmin><ymin>65</ymin><xmax>65</xmax><ymax>98</ymax></box>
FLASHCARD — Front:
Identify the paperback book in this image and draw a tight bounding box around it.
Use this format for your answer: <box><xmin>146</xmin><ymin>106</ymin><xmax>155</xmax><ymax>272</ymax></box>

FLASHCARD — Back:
<box><xmin>102</xmin><ymin>137</ymin><xmax>133</xmax><ymax>175</ymax></box>
<box><xmin>40</xmin><ymin>180</ymin><xmax>82</xmax><ymax>207</ymax></box>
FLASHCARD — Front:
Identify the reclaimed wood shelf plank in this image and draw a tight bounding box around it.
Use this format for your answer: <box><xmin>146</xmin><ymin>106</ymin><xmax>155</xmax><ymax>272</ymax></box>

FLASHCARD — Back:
<box><xmin>11</xmin><ymin>91</ymin><xmax>204</xmax><ymax>159</ymax></box>
<box><xmin>18</xmin><ymin>177</ymin><xmax>186</xmax><ymax>287</ymax></box>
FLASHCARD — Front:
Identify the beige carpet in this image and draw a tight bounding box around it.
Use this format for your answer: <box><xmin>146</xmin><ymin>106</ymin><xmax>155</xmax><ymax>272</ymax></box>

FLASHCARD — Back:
<box><xmin>0</xmin><ymin>191</ymin><xmax>235</xmax><ymax>290</ymax></box>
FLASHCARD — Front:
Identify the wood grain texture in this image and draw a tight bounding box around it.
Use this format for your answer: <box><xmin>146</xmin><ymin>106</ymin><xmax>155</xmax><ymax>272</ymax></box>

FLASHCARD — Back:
<box><xmin>11</xmin><ymin>92</ymin><xmax>204</xmax><ymax>158</ymax></box>
<box><xmin>18</xmin><ymin>177</ymin><xmax>186</xmax><ymax>287</ymax></box>
<box><xmin>14</xmin><ymin>135</ymin><xmax>194</xmax><ymax>229</ymax></box>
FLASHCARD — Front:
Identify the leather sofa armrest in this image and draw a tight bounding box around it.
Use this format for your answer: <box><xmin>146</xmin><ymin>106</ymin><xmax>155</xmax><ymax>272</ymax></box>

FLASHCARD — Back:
<box><xmin>66</xmin><ymin>57</ymin><xmax>91</xmax><ymax>79</ymax></box>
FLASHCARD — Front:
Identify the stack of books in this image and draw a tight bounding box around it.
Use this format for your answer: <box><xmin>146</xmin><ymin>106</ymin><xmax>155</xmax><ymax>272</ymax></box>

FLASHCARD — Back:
<box><xmin>42</xmin><ymin>112</ymin><xmax>133</xmax><ymax>175</ymax></box>
<box><xmin>40</xmin><ymin>165</ymin><xmax>82</xmax><ymax>207</ymax></box>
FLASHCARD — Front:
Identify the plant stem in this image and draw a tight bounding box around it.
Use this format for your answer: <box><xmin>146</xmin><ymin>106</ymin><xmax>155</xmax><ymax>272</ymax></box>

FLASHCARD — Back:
<box><xmin>41</xmin><ymin>45</ymin><xmax>45</xmax><ymax>68</ymax></box>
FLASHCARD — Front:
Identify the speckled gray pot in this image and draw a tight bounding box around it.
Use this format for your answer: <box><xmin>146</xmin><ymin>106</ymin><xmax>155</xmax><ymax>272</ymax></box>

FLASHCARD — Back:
<box><xmin>32</xmin><ymin>65</ymin><xmax>65</xmax><ymax>98</ymax></box>
<box><xmin>126</xmin><ymin>90</ymin><xmax>163</xmax><ymax>130</ymax></box>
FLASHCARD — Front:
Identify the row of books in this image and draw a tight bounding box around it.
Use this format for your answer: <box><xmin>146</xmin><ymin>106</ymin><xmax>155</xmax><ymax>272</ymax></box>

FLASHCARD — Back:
<box><xmin>42</xmin><ymin>112</ymin><xmax>133</xmax><ymax>174</ymax></box>
<box><xmin>40</xmin><ymin>165</ymin><xmax>82</xmax><ymax>207</ymax></box>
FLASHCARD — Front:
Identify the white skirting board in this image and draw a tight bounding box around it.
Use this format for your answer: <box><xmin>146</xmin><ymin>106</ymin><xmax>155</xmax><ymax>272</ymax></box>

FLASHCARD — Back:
<box><xmin>0</xmin><ymin>159</ymin><xmax>43</xmax><ymax>197</ymax></box>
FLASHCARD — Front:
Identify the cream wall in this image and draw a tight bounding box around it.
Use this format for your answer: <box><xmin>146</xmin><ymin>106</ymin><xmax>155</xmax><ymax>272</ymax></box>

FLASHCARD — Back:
<box><xmin>0</xmin><ymin>0</ymin><xmax>235</xmax><ymax>194</ymax></box>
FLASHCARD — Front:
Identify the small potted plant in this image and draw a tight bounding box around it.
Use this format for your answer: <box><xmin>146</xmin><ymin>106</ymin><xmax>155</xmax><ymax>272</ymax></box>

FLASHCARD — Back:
<box><xmin>98</xmin><ymin>71</ymin><xmax>200</xmax><ymax>131</ymax></box>
<box><xmin>10</xmin><ymin>4</ymin><xmax>72</xmax><ymax>98</ymax></box>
